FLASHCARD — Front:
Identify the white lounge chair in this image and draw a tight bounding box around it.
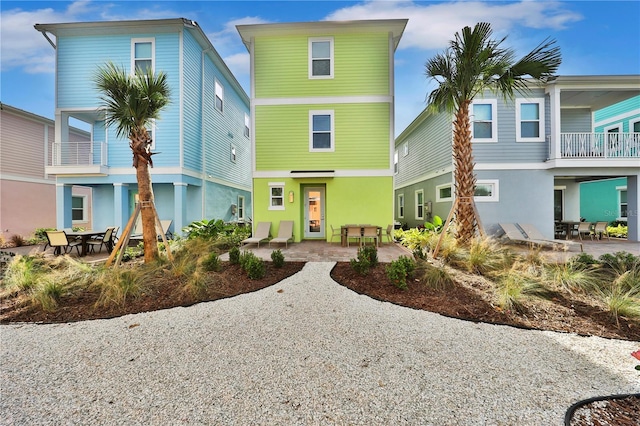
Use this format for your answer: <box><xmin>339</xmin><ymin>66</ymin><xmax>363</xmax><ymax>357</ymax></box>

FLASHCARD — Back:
<box><xmin>241</xmin><ymin>222</ymin><xmax>271</xmax><ymax>248</ymax></box>
<box><xmin>269</xmin><ymin>221</ymin><xmax>294</xmax><ymax>248</ymax></box>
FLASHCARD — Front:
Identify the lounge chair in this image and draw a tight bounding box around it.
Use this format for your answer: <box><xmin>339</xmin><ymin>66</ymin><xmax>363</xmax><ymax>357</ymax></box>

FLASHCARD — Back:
<box><xmin>241</xmin><ymin>222</ymin><xmax>271</xmax><ymax>247</ymax></box>
<box><xmin>160</xmin><ymin>220</ymin><xmax>173</xmax><ymax>240</ymax></box>
<box><xmin>593</xmin><ymin>222</ymin><xmax>610</xmax><ymax>240</ymax></box>
<box><xmin>330</xmin><ymin>225</ymin><xmax>342</xmax><ymax>243</ymax></box>
<box><xmin>44</xmin><ymin>230</ymin><xmax>82</xmax><ymax>256</ymax></box>
<box><xmin>505</xmin><ymin>223</ymin><xmax>583</xmax><ymax>252</ymax></box>
<box><xmin>269</xmin><ymin>221</ymin><xmax>294</xmax><ymax>248</ymax></box>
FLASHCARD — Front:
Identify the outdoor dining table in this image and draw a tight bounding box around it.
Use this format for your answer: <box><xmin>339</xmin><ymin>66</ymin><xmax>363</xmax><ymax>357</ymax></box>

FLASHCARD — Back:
<box><xmin>340</xmin><ymin>225</ymin><xmax>382</xmax><ymax>247</ymax></box>
<box><xmin>558</xmin><ymin>221</ymin><xmax>582</xmax><ymax>240</ymax></box>
<box><xmin>66</xmin><ymin>230</ymin><xmax>107</xmax><ymax>257</ymax></box>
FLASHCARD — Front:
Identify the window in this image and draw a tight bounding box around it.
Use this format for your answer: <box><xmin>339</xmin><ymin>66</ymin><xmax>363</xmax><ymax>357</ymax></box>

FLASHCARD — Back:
<box><xmin>516</xmin><ymin>98</ymin><xmax>545</xmax><ymax>142</ymax></box>
<box><xmin>474</xmin><ymin>180</ymin><xmax>499</xmax><ymax>202</ymax></box>
<box><xmin>269</xmin><ymin>183</ymin><xmax>285</xmax><ymax>210</ymax></box>
<box><xmin>230</xmin><ymin>144</ymin><xmax>236</xmax><ymax>163</ymax></box>
<box><xmin>403</xmin><ymin>143</ymin><xmax>409</xmax><ymax>156</ymax></box>
<box><xmin>436</xmin><ymin>183</ymin><xmax>453</xmax><ymax>202</ymax></box>
<box><xmin>415</xmin><ymin>190</ymin><xmax>424</xmax><ymax>220</ymax></box>
<box><xmin>393</xmin><ymin>151</ymin><xmax>399</xmax><ymax>174</ymax></box>
<box><xmin>309</xmin><ymin>110</ymin><xmax>334</xmax><ymax>151</ymax></box>
<box><xmin>309</xmin><ymin>37</ymin><xmax>333</xmax><ymax>78</ymax></box>
<box><xmin>471</xmin><ymin>100</ymin><xmax>497</xmax><ymax>142</ymax></box>
<box><xmin>398</xmin><ymin>194</ymin><xmax>404</xmax><ymax>218</ymax></box>
<box><xmin>146</xmin><ymin>120</ymin><xmax>155</xmax><ymax>150</ymax></box>
<box><xmin>618</xmin><ymin>186</ymin><xmax>628</xmax><ymax>220</ymax></box>
<box><xmin>631</xmin><ymin>118</ymin><xmax>640</xmax><ymax>133</ymax></box>
<box><xmin>72</xmin><ymin>196</ymin><xmax>86</xmax><ymax>222</ymax></box>
<box><xmin>244</xmin><ymin>113</ymin><xmax>250</xmax><ymax>138</ymax></box>
<box><xmin>238</xmin><ymin>195</ymin><xmax>245</xmax><ymax>220</ymax></box>
<box><xmin>214</xmin><ymin>80</ymin><xmax>224</xmax><ymax>112</ymax></box>
<box><xmin>132</xmin><ymin>39</ymin><xmax>154</xmax><ymax>74</ymax></box>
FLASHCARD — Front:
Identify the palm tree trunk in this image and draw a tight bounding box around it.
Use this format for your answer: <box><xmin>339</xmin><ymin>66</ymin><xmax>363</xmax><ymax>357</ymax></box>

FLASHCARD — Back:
<box><xmin>453</xmin><ymin>100</ymin><xmax>477</xmax><ymax>245</ymax></box>
<box><xmin>132</xmin><ymin>131</ymin><xmax>159</xmax><ymax>263</ymax></box>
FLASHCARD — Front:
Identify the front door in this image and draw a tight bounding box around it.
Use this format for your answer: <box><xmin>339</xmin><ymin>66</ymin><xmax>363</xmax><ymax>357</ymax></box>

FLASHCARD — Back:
<box><xmin>304</xmin><ymin>187</ymin><xmax>325</xmax><ymax>238</ymax></box>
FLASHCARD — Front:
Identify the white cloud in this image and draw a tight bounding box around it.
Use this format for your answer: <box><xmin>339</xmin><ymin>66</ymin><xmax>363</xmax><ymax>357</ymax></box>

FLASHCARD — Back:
<box><xmin>325</xmin><ymin>0</ymin><xmax>582</xmax><ymax>50</ymax></box>
<box><xmin>223</xmin><ymin>52</ymin><xmax>251</xmax><ymax>81</ymax></box>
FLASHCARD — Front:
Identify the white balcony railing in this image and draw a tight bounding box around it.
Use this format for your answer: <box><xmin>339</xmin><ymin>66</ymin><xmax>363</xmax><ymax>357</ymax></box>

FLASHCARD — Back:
<box><xmin>555</xmin><ymin>132</ymin><xmax>640</xmax><ymax>159</ymax></box>
<box><xmin>51</xmin><ymin>142</ymin><xmax>106</xmax><ymax>166</ymax></box>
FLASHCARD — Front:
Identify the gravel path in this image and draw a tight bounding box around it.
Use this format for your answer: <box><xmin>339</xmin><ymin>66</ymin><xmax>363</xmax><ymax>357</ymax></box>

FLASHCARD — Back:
<box><xmin>1</xmin><ymin>262</ymin><xmax>638</xmax><ymax>425</ymax></box>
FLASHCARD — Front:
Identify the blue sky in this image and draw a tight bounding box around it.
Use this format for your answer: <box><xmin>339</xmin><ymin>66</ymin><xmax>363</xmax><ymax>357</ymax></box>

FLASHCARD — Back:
<box><xmin>1</xmin><ymin>0</ymin><xmax>639</xmax><ymax>135</ymax></box>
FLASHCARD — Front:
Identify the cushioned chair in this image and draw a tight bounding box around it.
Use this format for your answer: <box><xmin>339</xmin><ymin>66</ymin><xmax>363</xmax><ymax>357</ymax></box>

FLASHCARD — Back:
<box><xmin>362</xmin><ymin>226</ymin><xmax>379</xmax><ymax>247</ymax></box>
<box><xmin>594</xmin><ymin>222</ymin><xmax>610</xmax><ymax>240</ymax></box>
<box><xmin>44</xmin><ymin>230</ymin><xmax>81</xmax><ymax>256</ymax></box>
<box><xmin>269</xmin><ymin>221</ymin><xmax>294</xmax><ymax>248</ymax></box>
<box><xmin>346</xmin><ymin>226</ymin><xmax>362</xmax><ymax>248</ymax></box>
<box><xmin>241</xmin><ymin>222</ymin><xmax>271</xmax><ymax>248</ymax></box>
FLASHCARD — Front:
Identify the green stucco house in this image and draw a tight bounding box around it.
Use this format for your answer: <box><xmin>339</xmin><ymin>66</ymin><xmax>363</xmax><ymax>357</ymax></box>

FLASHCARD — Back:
<box><xmin>237</xmin><ymin>20</ymin><xmax>407</xmax><ymax>242</ymax></box>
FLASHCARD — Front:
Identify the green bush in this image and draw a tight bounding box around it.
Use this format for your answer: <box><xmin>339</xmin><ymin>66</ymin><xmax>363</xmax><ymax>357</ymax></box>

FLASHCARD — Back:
<box><xmin>271</xmin><ymin>249</ymin><xmax>285</xmax><ymax>268</ymax></box>
<box><xmin>34</xmin><ymin>227</ymin><xmax>56</xmax><ymax>241</ymax></box>
<box><xmin>243</xmin><ymin>253</ymin><xmax>266</xmax><ymax>280</ymax></box>
<box><xmin>182</xmin><ymin>220</ymin><xmax>252</xmax><ymax>248</ymax></box>
<box><xmin>607</xmin><ymin>224</ymin><xmax>628</xmax><ymax>238</ymax></box>
<box><xmin>386</xmin><ymin>256</ymin><xmax>415</xmax><ymax>290</ymax></box>
<box><xmin>599</xmin><ymin>251</ymin><xmax>639</xmax><ymax>273</ymax></box>
<box><xmin>202</xmin><ymin>252</ymin><xmax>221</xmax><ymax>272</ymax></box>
<box><xmin>350</xmin><ymin>246</ymin><xmax>378</xmax><ymax>275</ymax></box>
<box><xmin>228</xmin><ymin>246</ymin><xmax>240</xmax><ymax>265</ymax></box>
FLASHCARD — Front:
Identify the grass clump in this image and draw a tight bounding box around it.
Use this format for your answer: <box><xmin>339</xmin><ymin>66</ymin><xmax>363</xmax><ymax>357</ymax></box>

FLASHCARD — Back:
<box><xmin>416</xmin><ymin>260</ymin><xmax>454</xmax><ymax>290</ymax></box>
<box><xmin>201</xmin><ymin>252</ymin><xmax>221</xmax><ymax>272</ymax></box>
<box><xmin>494</xmin><ymin>267</ymin><xmax>550</xmax><ymax>312</ymax></box>
<box><xmin>93</xmin><ymin>267</ymin><xmax>148</xmax><ymax>307</ymax></box>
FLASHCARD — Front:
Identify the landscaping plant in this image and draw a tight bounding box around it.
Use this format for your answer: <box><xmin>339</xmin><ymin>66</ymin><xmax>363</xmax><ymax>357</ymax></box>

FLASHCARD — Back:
<box><xmin>271</xmin><ymin>250</ymin><xmax>285</xmax><ymax>268</ymax></box>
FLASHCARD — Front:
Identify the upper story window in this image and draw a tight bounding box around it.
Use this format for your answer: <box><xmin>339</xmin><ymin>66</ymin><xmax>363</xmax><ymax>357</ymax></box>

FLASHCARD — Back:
<box><xmin>403</xmin><ymin>143</ymin><xmax>409</xmax><ymax>156</ymax></box>
<box><xmin>631</xmin><ymin>118</ymin><xmax>640</xmax><ymax>133</ymax></box>
<box><xmin>436</xmin><ymin>183</ymin><xmax>453</xmax><ymax>202</ymax></box>
<box><xmin>269</xmin><ymin>182</ymin><xmax>285</xmax><ymax>210</ymax></box>
<box><xmin>516</xmin><ymin>98</ymin><xmax>545</xmax><ymax>142</ymax></box>
<box><xmin>309</xmin><ymin>37</ymin><xmax>334</xmax><ymax>79</ymax></box>
<box><xmin>394</xmin><ymin>151</ymin><xmax>399</xmax><ymax>174</ymax></box>
<box><xmin>230</xmin><ymin>144</ymin><xmax>236</xmax><ymax>163</ymax></box>
<box><xmin>309</xmin><ymin>110</ymin><xmax>334</xmax><ymax>152</ymax></box>
<box><xmin>214</xmin><ymin>80</ymin><xmax>224</xmax><ymax>112</ymax></box>
<box><xmin>132</xmin><ymin>39</ymin><xmax>154</xmax><ymax>75</ymax></box>
<box><xmin>244</xmin><ymin>113</ymin><xmax>250</xmax><ymax>138</ymax></box>
<box><xmin>146</xmin><ymin>120</ymin><xmax>155</xmax><ymax>150</ymax></box>
<box><xmin>471</xmin><ymin>100</ymin><xmax>497</xmax><ymax>143</ymax></box>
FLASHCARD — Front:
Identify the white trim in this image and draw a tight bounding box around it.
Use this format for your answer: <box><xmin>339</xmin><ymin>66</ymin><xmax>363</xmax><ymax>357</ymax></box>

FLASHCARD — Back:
<box><xmin>604</xmin><ymin>123</ymin><xmax>623</xmax><ymax>133</ymax></box>
<box><xmin>214</xmin><ymin>79</ymin><xmax>224</xmax><ymax>113</ymax></box>
<box><xmin>71</xmin><ymin>194</ymin><xmax>88</xmax><ymax>223</ymax></box>
<box><xmin>594</xmin><ymin>108</ymin><xmax>640</xmax><ymax>127</ymax></box>
<box><xmin>617</xmin><ymin>186</ymin><xmax>628</xmax><ymax>220</ymax></box>
<box><xmin>268</xmin><ymin>182</ymin><xmax>285</xmax><ymax>211</ymax></box>
<box><xmin>436</xmin><ymin>183</ymin><xmax>453</xmax><ymax>202</ymax></box>
<box><xmin>237</xmin><ymin>195</ymin><xmax>246</xmax><ymax>220</ymax></box>
<box><xmin>308</xmin><ymin>37</ymin><xmax>334</xmax><ymax>79</ymax></box>
<box><xmin>253</xmin><ymin>95</ymin><xmax>392</xmax><ymax>106</ymax></box>
<box><xmin>309</xmin><ymin>110</ymin><xmax>335</xmax><ymax>152</ymax></box>
<box><xmin>471</xmin><ymin>99</ymin><xmax>497</xmax><ymax>143</ymax></box>
<box><xmin>474</xmin><ymin>179</ymin><xmax>499</xmax><ymax>202</ymax></box>
<box><xmin>515</xmin><ymin>98</ymin><xmax>545</xmax><ymax>142</ymax></box>
<box><xmin>415</xmin><ymin>189</ymin><xmax>424</xmax><ymax>220</ymax></box>
<box><xmin>230</xmin><ymin>143</ymin><xmax>237</xmax><ymax>163</ymax></box>
<box><xmin>397</xmin><ymin>193</ymin><xmax>404</xmax><ymax>219</ymax></box>
<box><xmin>393</xmin><ymin>150</ymin><xmax>398</xmax><ymax>175</ymax></box>
<box><xmin>630</xmin><ymin>117</ymin><xmax>640</xmax><ymax>133</ymax></box>
<box><xmin>254</xmin><ymin>169</ymin><xmax>393</xmax><ymax>178</ymax></box>
<box><xmin>403</xmin><ymin>142</ymin><xmax>409</xmax><ymax>156</ymax></box>
<box><xmin>394</xmin><ymin>166</ymin><xmax>453</xmax><ymax>190</ymax></box>
<box><xmin>131</xmin><ymin>38</ymin><xmax>155</xmax><ymax>74</ymax></box>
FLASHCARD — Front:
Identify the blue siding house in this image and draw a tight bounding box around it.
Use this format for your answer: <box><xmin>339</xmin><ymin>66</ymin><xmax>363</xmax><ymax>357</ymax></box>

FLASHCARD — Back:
<box><xmin>34</xmin><ymin>18</ymin><xmax>252</xmax><ymax>236</ymax></box>
<box><xmin>394</xmin><ymin>75</ymin><xmax>640</xmax><ymax>242</ymax></box>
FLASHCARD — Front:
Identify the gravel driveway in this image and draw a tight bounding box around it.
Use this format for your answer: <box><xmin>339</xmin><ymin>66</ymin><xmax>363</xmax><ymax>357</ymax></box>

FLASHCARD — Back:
<box><xmin>1</xmin><ymin>262</ymin><xmax>638</xmax><ymax>425</ymax></box>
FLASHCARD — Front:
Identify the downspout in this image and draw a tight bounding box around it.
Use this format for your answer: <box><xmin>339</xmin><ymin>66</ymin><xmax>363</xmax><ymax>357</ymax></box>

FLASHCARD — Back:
<box><xmin>201</xmin><ymin>47</ymin><xmax>213</xmax><ymax>219</ymax></box>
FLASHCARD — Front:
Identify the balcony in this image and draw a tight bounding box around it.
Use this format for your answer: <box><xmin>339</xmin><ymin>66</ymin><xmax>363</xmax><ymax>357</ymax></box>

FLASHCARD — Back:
<box><xmin>46</xmin><ymin>141</ymin><xmax>108</xmax><ymax>175</ymax></box>
<box><xmin>549</xmin><ymin>132</ymin><xmax>640</xmax><ymax>161</ymax></box>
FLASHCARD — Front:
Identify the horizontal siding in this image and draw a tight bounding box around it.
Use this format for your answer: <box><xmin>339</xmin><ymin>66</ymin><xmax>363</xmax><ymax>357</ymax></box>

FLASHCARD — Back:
<box><xmin>395</xmin><ymin>112</ymin><xmax>452</xmax><ymax>187</ymax></box>
<box><xmin>561</xmin><ymin>108</ymin><xmax>592</xmax><ymax>132</ymax></box>
<box><xmin>254</xmin><ymin>32</ymin><xmax>389</xmax><ymax>98</ymax></box>
<box><xmin>182</xmin><ymin>30</ymin><xmax>203</xmax><ymax>171</ymax></box>
<box><xmin>594</xmin><ymin>95</ymin><xmax>640</xmax><ymax>132</ymax></box>
<box><xmin>394</xmin><ymin>172</ymin><xmax>452</xmax><ymax>228</ymax></box>
<box><xmin>1</xmin><ymin>110</ymin><xmax>46</xmax><ymax>179</ymax></box>
<box><xmin>255</xmin><ymin>103</ymin><xmax>389</xmax><ymax>170</ymax></box>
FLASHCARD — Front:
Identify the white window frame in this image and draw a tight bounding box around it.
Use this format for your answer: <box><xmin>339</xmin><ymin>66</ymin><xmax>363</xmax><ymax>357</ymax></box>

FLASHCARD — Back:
<box><xmin>471</xmin><ymin>99</ymin><xmax>497</xmax><ymax>143</ymax></box>
<box><xmin>309</xmin><ymin>110</ymin><xmax>335</xmax><ymax>152</ymax></box>
<box><xmin>403</xmin><ymin>142</ymin><xmax>409</xmax><ymax>156</ymax></box>
<box><xmin>515</xmin><ymin>98</ymin><xmax>545</xmax><ymax>142</ymax></box>
<box><xmin>131</xmin><ymin>38</ymin><xmax>154</xmax><ymax>75</ymax></box>
<box><xmin>146</xmin><ymin>119</ymin><xmax>156</xmax><ymax>150</ymax></box>
<box><xmin>436</xmin><ymin>183</ymin><xmax>453</xmax><ymax>202</ymax></box>
<box><xmin>244</xmin><ymin>113</ymin><xmax>250</xmax><ymax>138</ymax></box>
<box><xmin>397</xmin><ymin>193</ymin><xmax>404</xmax><ymax>219</ymax></box>
<box><xmin>393</xmin><ymin>151</ymin><xmax>399</xmax><ymax>175</ymax></box>
<box><xmin>268</xmin><ymin>182</ymin><xmax>285</xmax><ymax>211</ymax></box>
<box><xmin>238</xmin><ymin>195</ymin><xmax>245</xmax><ymax>220</ymax></box>
<box><xmin>309</xmin><ymin>37</ymin><xmax>334</xmax><ymax>79</ymax></box>
<box><xmin>214</xmin><ymin>79</ymin><xmax>224</xmax><ymax>113</ymax></box>
<box><xmin>415</xmin><ymin>190</ymin><xmax>424</xmax><ymax>220</ymax></box>
<box><xmin>630</xmin><ymin>118</ymin><xmax>640</xmax><ymax>133</ymax></box>
<box><xmin>71</xmin><ymin>195</ymin><xmax>87</xmax><ymax>223</ymax></box>
<box><xmin>230</xmin><ymin>144</ymin><xmax>236</xmax><ymax>163</ymax></box>
<box><xmin>474</xmin><ymin>179</ymin><xmax>499</xmax><ymax>202</ymax></box>
<box><xmin>617</xmin><ymin>185</ymin><xmax>628</xmax><ymax>221</ymax></box>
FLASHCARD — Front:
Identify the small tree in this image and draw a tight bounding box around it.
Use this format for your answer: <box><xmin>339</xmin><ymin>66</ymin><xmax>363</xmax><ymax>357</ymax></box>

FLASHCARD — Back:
<box><xmin>425</xmin><ymin>22</ymin><xmax>561</xmax><ymax>245</ymax></box>
<box><xmin>95</xmin><ymin>62</ymin><xmax>171</xmax><ymax>263</ymax></box>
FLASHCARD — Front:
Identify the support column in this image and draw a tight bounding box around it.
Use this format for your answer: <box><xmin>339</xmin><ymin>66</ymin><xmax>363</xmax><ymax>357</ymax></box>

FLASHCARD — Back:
<box><xmin>627</xmin><ymin>174</ymin><xmax>639</xmax><ymax>242</ymax></box>
<box><xmin>174</xmin><ymin>182</ymin><xmax>188</xmax><ymax>237</ymax></box>
<box><xmin>113</xmin><ymin>183</ymin><xmax>129</xmax><ymax>232</ymax></box>
<box><xmin>546</xmin><ymin>86</ymin><xmax>561</xmax><ymax>160</ymax></box>
<box><xmin>56</xmin><ymin>183</ymin><xmax>73</xmax><ymax>229</ymax></box>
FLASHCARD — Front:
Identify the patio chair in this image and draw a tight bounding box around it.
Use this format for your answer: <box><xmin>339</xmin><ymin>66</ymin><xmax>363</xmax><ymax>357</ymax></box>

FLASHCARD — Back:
<box><xmin>269</xmin><ymin>221</ymin><xmax>294</xmax><ymax>248</ymax></box>
<box><xmin>593</xmin><ymin>222</ymin><xmax>610</xmax><ymax>240</ymax></box>
<box><xmin>385</xmin><ymin>224</ymin><xmax>394</xmax><ymax>243</ymax></box>
<box><xmin>44</xmin><ymin>230</ymin><xmax>81</xmax><ymax>256</ymax></box>
<box><xmin>241</xmin><ymin>222</ymin><xmax>271</xmax><ymax>248</ymax></box>
<box><xmin>87</xmin><ymin>227</ymin><xmax>115</xmax><ymax>254</ymax></box>
<box><xmin>159</xmin><ymin>220</ymin><xmax>173</xmax><ymax>240</ymax></box>
<box><xmin>577</xmin><ymin>222</ymin><xmax>593</xmax><ymax>241</ymax></box>
<box><xmin>329</xmin><ymin>225</ymin><xmax>341</xmax><ymax>243</ymax></box>
<box><xmin>346</xmin><ymin>226</ymin><xmax>362</xmax><ymax>247</ymax></box>
<box><xmin>362</xmin><ymin>226</ymin><xmax>379</xmax><ymax>247</ymax></box>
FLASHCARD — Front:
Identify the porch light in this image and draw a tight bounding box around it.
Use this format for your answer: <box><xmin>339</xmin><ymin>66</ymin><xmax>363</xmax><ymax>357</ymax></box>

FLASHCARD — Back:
<box><xmin>289</xmin><ymin>191</ymin><xmax>294</xmax><ymax>203</ymax></box>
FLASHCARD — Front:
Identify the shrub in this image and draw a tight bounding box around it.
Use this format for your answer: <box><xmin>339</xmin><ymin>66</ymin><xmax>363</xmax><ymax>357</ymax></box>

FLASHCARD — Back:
<box><xmin>416</xmin><ymin>260</ymin><xmax>454</xmax><ymax>290</ymax></box>
<box><xmin>271</xmin><ymin>249</ymin><xmax>285</xmax><ymax>268</ymax></box>
<box><xmin>228</xmin><ymin>246</ymin><xmax>240</xmax><ymax>265</ymax></box>
<box><xmin>10</xmin><ymin>234</ymin><xmax>24</xmax><ymax>247</ymax></box>
<box><xmin>202</xmin><ymin>252</ymin><xmax>221</xmax><ymax>272</ymax></box>
<box><xmin>570</xmin><ymin>252</ymin><xmax>598</xmax><ymax>268</ymax></box>
<box><xmin>349</xmin><ymin>246</ymin><xmax>378</xmax><ymax>276</ymax></box>
<box><xmin>607</xmin><ymin>224</ymin><xmax>628</xmax><ymax>238</ymax></box>
<box><xmin>34</xmin><ymin>227</ymin><xmax>56</xmax><ymax>241</ymax></box>
<box><xmin>599</xmin><ymin>251</ymin><xmax>639</xmax><ymax>274</ymax></box>
<box><xmin>242</xmin><ymin>252</ymin><xmax>265</xmax><ymax>280</ymax></box>
<box><xmin>386</xmin><ymin>256</ymin><xmax>415</xmax><ymax>290</ymax></box>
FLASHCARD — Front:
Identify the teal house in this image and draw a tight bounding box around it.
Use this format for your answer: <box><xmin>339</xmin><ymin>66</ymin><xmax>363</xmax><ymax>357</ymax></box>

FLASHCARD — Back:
<box><xmin>35</xmin><ymin>18</ymin><xmax>252</xmax><ymax>236</ymax></box>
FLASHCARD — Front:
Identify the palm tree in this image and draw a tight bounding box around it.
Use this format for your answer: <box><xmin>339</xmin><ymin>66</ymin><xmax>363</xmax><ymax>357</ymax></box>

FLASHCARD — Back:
<box><xmin>425</xmin><ymin>22</ymin><xmax>561</xmax><ymax>245</ymax></box>
<box><xmin>95</xmin><ymin>62</ymin><xmax>171</xmax><ymax>263</ymax></box>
